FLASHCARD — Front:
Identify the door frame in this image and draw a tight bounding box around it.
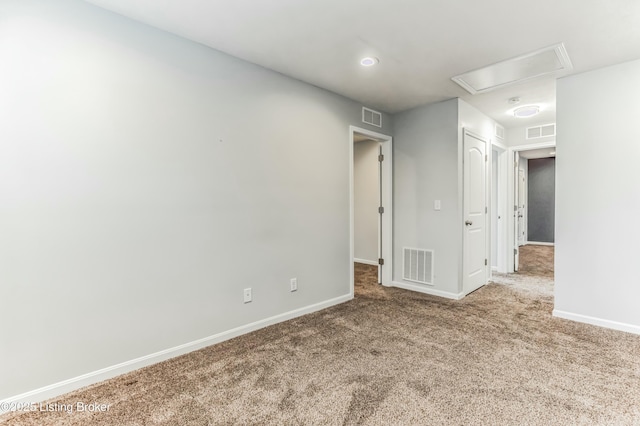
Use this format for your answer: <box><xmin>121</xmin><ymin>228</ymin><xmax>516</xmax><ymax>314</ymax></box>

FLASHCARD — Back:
<box><xmin>462</xmin><ymin>129</ymin><xmax>489</xmax><ymax>295</ymax></box>
<box><xmin>490</xmin><ymin>141</ymin><xmax>509</xmax><ymax>274</ymax></box>
<box><xmin>349</xmin><ymin>126</ymin><xmax>393</xmax><ymax>297</ymax></box>
<box><xmin>518</xmin><ymin>165</ymin><xmax>527</xmax><ymax>246</ymax></box>
<box><xmin>507</xmin><ymin>141</ymin><xmax>556</xmax><ymax>272</ymax></box>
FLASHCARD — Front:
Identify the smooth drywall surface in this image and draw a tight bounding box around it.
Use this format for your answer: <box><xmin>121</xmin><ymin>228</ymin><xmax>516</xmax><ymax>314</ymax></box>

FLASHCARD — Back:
<box><xmin>392</xmin><ymin>99</ymin><xmax>497</xmax><ymax>295</ymax></box>
<box><xmin>393</xmin><ymin>99</ymin><xmax>459</xmax><ymax>293</ymax></box>
<box><xmin>354</xmin><ymin>140</ymin><xmax>379</xmax><ymax>263</ymax></box>
<box><xmin>527</xmin><ymin>158</ymin><xmax>555</xmax><ymax>243</ymax></box>
<box><xmin>556</xmin><ymin>58</ymin><xmax>640</xmax><ymax>330</ymax></box>
<box><xmin>0</xmin><ymin>0</ymin><xmax>392</xmax><ymax>399</ymax></box>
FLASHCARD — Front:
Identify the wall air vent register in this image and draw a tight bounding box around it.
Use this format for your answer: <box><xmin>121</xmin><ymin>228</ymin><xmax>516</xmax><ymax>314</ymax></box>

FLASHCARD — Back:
<box><xmin>362</xmin><ymin>107</ymin><xmax>382</xmax><ymax>128</ymax></box>
<box><xmin>403</xmin><ymin>247</ymin><xmax>434</xmax><ymax>285</ymax></box>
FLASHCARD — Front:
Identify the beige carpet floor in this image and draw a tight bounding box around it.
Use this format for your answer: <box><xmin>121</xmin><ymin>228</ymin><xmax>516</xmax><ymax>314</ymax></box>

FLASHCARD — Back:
<box><xmin>491</xmin><ymin>244</ymin><xmax>554</xmax><ymax>298</ymax></box>
<box><xmin>3</xmin><ymin>260</ymin><xmax>640</xmax><ymax>425</ymax></box>
<box><xmin>517</xmin><ymin>245</ymin><xmax>554</xmax><ymax>277</ymax></box>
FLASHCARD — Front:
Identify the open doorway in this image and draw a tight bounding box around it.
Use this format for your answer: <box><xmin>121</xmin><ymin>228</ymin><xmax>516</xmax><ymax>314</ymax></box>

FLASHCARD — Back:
<box><xmin>492</xmin><ymin>142</ymin><xmax>556</xmax><ymax>296</ymax></box>
<box><xmin>507</xmin><ymin>143</ymin><xmax>555</xmax><ymax>272</ymax></box>
<box><xmin>349</xmin><ymin>126</ymin><xmax>392</xmax><ymax>298</ymax></box>
<box><xmin>513</xmin><ymin>146</ymin><xmax>556</xmax><ymax>273</ymax></box>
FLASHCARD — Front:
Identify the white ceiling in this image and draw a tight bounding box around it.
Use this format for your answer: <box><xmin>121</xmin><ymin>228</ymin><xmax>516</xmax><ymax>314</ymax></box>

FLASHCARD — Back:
<box><xmin>519</xmin><ymin>148</ymin><xmax>556</xmax><ymax>160</ymax></box>
<box><xmin>82</xmin><ymin>0</ymin><xmax>640</xmax><ymax>128</ymax></box>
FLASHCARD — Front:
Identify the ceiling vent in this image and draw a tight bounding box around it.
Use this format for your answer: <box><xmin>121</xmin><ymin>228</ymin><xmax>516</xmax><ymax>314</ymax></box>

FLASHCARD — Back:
<box><xmin>362</xmin><ymin>107</ymin><xmax>382</xmax><ymax>128</ymax></box>
<box><xmin>526</xmin><ymin>123</ymin><xmax>556</xmax><ymax>139</ymax></box>
<box><xmin>452</xmin><ymin>43</ymin><xmax>573</xmax><ymax>95</ymax></box>
<box><xmin>495</xmin><ymin>123</ymin><xmax>505</xmax><ymax>140</ymax></box>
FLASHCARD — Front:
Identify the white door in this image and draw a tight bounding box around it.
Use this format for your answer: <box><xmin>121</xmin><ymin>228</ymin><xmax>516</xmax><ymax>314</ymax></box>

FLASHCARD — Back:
<box><xmin>517</xmin><ymin>168</ymin><xmax>526</xmax><ymax>246</ymax></box>
<box><xmin>513</xmin><ymin>154</ymin><xmax>519</xmax><ymax>271</ymax></box>
<box><xmin>377</xmin><ymin>144</ymin><xmax>383</xmax><ymax>283</ymax></box>
<box><xmin>463</xmin><ymin>131</ymin><xmax>488</xmax><ymax>295</ymax></box>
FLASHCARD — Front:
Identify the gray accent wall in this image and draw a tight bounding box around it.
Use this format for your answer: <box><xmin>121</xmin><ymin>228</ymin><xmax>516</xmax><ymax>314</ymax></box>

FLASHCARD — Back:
<box><xmin>527</xmin><ymin>158</ymin><xmax>555</xmax><ymax>243</ymax></box>
<box><xmin>0</xmin><ymin>0</ymin><xmax>392</xmax><ymax>400</ymax></box>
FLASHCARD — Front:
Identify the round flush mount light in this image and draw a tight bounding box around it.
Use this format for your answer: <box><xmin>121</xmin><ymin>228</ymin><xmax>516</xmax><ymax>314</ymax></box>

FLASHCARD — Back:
<box><xmin>513</xmin><ymin>105</ymin><xmax>540</xmax><ymax>118</ymax></box>
<box><xmin>360</xmin><ymin>57</ymin><xmax>379</xmax><ymax>67</ymax></box>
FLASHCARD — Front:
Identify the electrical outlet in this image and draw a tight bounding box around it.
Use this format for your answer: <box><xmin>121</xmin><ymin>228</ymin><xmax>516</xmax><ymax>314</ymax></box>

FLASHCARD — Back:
<box><xmin>290</xmin><ymin>278</ymin><xmax>298</xmax><ymax>292</ymax></box>
<box><xmin>243</xmin><ymin>288</ymin><xmax>252</xmax><ymax>303</ymax></box>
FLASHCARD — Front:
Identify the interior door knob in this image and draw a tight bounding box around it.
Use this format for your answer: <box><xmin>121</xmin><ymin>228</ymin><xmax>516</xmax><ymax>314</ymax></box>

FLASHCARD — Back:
<box><xmin>465</xmin><ymin>220</ymin><xmax>473</xmax><ymax>226</ymax></box>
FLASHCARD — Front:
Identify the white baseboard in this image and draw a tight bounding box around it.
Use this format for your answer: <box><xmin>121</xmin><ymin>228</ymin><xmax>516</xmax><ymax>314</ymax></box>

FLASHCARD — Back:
<box><xmin>353</xmin><ymin>258</ymin><xmax>378</xmax><ymax>266</ymax></box>
<box><xmin>391</xmin><ymin>281</ymin><xmax>464</xmax><ymax>300</ymax></box>
<box><xmin>552</xmin><ymin>310</ymin><xmax>640</xmax><ymax>336</ymax></box>
<box><xmin>0</xmin><ymin>294</ymin><xmax>353</xmax><ymax>413</ymax></box>
<box><xmin>526</xmin><ymin>241</ymin><xmax>554</xmax><ymax>246</ymax></box>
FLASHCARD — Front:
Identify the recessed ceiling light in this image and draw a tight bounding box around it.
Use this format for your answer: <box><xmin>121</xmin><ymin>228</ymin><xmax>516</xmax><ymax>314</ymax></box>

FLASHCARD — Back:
<box><xmin>360</xmin><ymin>57</ymin><xmax>379</xmax><ymax>67</ymax></box>
<box><xmin>513</xmin><ymin>105</ymin><xmax>540</xmax><ymax>118</ymax></box>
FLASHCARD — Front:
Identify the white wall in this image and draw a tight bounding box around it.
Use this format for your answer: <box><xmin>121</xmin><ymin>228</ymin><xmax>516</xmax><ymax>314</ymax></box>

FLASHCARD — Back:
<box><xmin>393</xmin><ymin>99</ymin><xmax>459</xmax><ymax>295</ymax></box>
<box><xmin>354</xmin><ymin>140</ymin><xmax>379</xmax><ymax>263</ymax></box>
<box><xmin>392</xmin><ymin>99</ymin><xmax>497</xmax><ymax>297</ymax></box>
<box><xmin>0</xmin><ymin>0</ymin><xmax>393</xmax><ymax>400</ymax></box>
<box><xmin>554</xmin><ymin>59</ymin><xmax>640</xmax><ymax>334</ymax></box>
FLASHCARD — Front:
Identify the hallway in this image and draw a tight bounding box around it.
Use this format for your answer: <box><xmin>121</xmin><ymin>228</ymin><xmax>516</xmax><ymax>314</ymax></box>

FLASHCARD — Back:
<box><xmin>491</xmin><ymin>245</ymin><xmax>554</xmax><ymax>297</ymax></box>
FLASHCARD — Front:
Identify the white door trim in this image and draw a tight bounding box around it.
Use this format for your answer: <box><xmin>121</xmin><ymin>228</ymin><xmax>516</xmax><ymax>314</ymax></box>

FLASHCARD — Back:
<box><xmin>349</xmin><ymin>126</ymin><xmax>393</xmax><ymax>296</ymax></box>
<box><xmin>490</xmin><ymin>143</ymin><xmax>508</xmax><ymax>273</ymax></box>
<box><xmin>507</xmin><ymin>141</ymin><xmax>556</xmax><ymax>272</ymax></box>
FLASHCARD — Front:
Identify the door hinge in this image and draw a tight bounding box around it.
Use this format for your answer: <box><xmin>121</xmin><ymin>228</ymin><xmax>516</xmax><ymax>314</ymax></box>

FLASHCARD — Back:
<box><xmin>485</xmin><ymin>154</ymin><xmax>488</xmax><ymax>161</ymax></box>
<box><xmin>378</xmin><ymin>258</ymin><xmax>384</xmax><ymax>266</ymax></box>
<box><xmin>485</xmin><ymin>259</ymin><xmax>487</xmax><ymax>266</ymax></box>
<box><xmin>378</xmin><ymin>154</ymin><xmax>384</xmax><ymax>162</ymax></box>
<box><xmin>514</xmin><ymin>248</ymin><xmax>518</xmax><ymax>255</ymax></box>
<box><xmin>485</xmin><ymin>206</ymin><xmax>488</xmax><ymax>214</ymax></box>
<box><xmin>378</xmin><ymin>206</ymin><xmax>384</xmax><ymax>214</ymax></box>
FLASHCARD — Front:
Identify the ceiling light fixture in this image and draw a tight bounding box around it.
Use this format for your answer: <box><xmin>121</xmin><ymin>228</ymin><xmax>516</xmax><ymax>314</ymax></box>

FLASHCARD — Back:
<box><xmin>360</xmin><ymin>57</ymin><xmax>379</xmax><ymax>67</ymax></box>
<box><xmin>513</xmin><ymin>105</ymin><xmax>540</xmax><ymax>118</ymax></box>
<box><xmin>508</xmin><ymin>97</ymin><xmax>521</xmax><ymax>105</ymax></box>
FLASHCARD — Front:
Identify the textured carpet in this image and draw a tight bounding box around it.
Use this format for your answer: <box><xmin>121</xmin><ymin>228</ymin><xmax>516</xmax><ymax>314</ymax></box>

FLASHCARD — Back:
<box><xmin>4</xmin><ymin>263</ymin><xmax>640</xmax><ymax>425</ymax></box>
<box><xmin>491</xmin><ymin>244</ymin><xmax>554</xmax><ymax>298</ymax></box>
<box><xmin>517</xmin><ymin>245</ymin><xmax>554</xmax><ymax>277</ymax></box>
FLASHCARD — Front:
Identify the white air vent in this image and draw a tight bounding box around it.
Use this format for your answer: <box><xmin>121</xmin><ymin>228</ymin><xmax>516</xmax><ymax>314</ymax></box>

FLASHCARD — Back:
<box><xmin>362</xmin><ymin>107</ymin><xmax>382</xmax><ymax>128</ymax></box>
<box><xmin>495</xmin><ymin>123</ymin><xmax>505</xmax><ymax>140</ymax></box>
<box><xmin>541</xmin><ymin>123</ymin><xmax>555</xmax><ymax>137</ymax></box>
<box><xmin>403</xmin><ymin>248</ymin><xmax>434</xmax><ymax>285</ymax></box>
<box><xmin>526</xmin><ymin>123</ymin><xmax>556</xmax><ymax>139</ymax></box>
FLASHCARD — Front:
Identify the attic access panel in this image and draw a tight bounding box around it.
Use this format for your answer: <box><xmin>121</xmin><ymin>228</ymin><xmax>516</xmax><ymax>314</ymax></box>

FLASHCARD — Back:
<box><xmin>452</xmin><ymin>43</ymin><xmax>572</xmax><ymax>95</ymax></box>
